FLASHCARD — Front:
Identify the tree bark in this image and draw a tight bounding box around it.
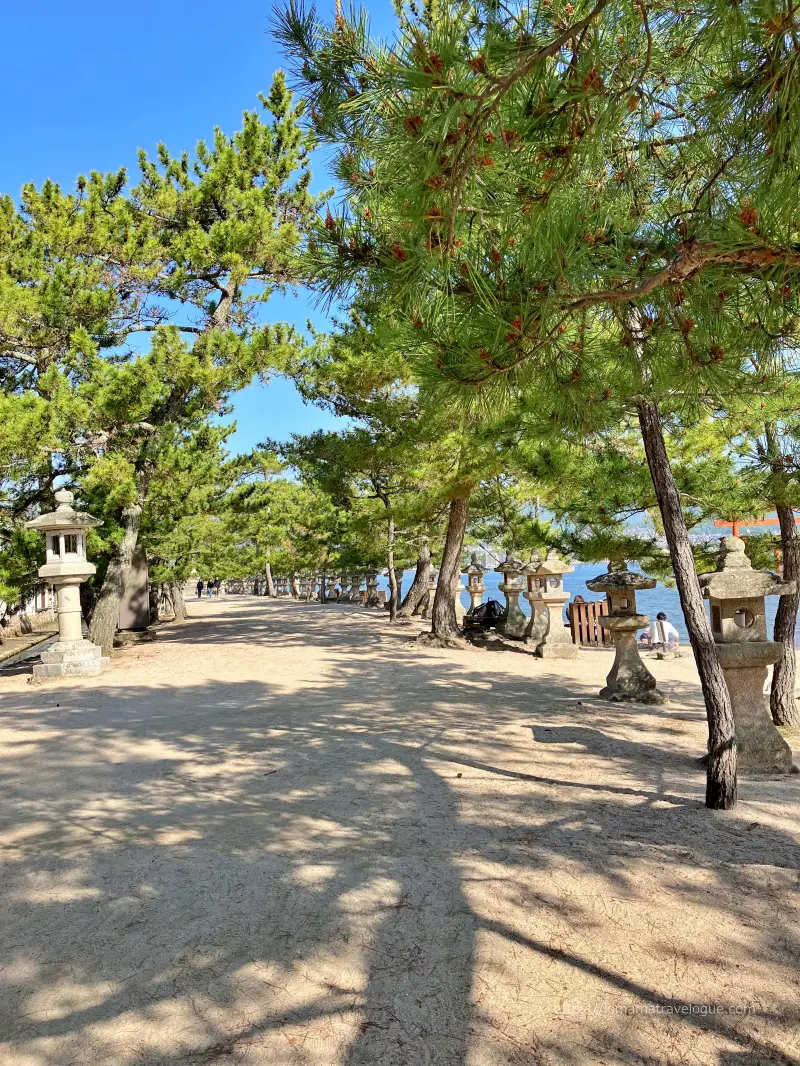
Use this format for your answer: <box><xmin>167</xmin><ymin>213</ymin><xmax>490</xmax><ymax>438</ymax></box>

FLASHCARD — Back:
<box><xmin>398</xmin><ymin>541</ymin><xmax>431</xmax><ymax>618</ymax></box>
<box><xmin>170</xmin><ymin>580</ymin><xmax>187</xmax><ymax>623</ymax></box>
<box><xmin>158</xmin><ymin>583</ymin><xmax>175</xmax><ymax>621</ymax></box>
<box><xmin>79</xmin><ymin>581</ymin><xmax>96</xmax><ymax>626</ymax></box>
<box><xmin>771</xmin><ymin>503</ymin><xmax>800</xmax><ymax>727</ymax></box>
<box><xmin>636</xmin><ymin>398</ymin><xmax>737</xmax><ymax>809</ymax></box>
<box><xmin>426</xmin><ymin>496</ymin><xmax>469</xmax><ymax>646</ymax></box>
<box><xmin>265</xmin><ymin>562</ymin><xmax>276</xmax><ymax>598</ymax></box>
<box><xmin>387</xmin><ymin>515</ymin><xmax>399</xmax><ymax>621</ymax></box>
<box><xmin>88</xmin><ymin>499</ymin><xmax>144</xmax><ymax>657</ymax></box>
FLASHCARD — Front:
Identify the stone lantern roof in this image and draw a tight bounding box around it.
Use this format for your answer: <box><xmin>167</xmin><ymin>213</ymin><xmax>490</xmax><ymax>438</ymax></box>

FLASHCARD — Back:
<box><xmin>586</xmin><ymin>564</ymin><xmax>656</xmax><ymax>594</ymax></box>
<box><xmin>494</xmin><ymin>554</ymin><xmax>525</xmax><ymax>575</ymax></box>
<box><xmin>699</xmin><ymin>536</ymin><xmax>794</xmax><ymax>600</ymax></box>
<box><xmin>463</xmin><ymin>552</ymin><xmax>488</xmax><ymax>576</ymax></box>
<box><xmin>532</xmin><ymin>548</ymin><xmax>574</xmax><ymax>576</ymax></box>
<box><xmin>25</xmin><ymin>489</ymin><xmax>102</xmax><ymax>532</ymax></box>
<box><xmin>520</xmin><ymin>550</ymin><xmax>542</xmax><ymax>576</ymax></box>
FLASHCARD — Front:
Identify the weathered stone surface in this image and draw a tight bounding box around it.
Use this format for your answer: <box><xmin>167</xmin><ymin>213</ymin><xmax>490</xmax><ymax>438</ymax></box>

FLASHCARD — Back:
<box><xmin>33</xmin><ymin>639</ymin><xmax>110</xmax><ymax>679</ymax></box>
<box><xmin>700</xmin><ymin>537</ymin><xmax>797</xmax><ymax>774</ymax></box>
<box><xmin>599</xmin><ymin>617</ymin><xmax>664</xmax><ymax>703</ymax></box>
<box><xmin>715</xmin><ymin>642</ymin><xmax>794</xmax><ymax>773</ymax></box>
<box><xmin>523</xmin><ymin>550</ymin><xmax>578</xmax><ymax>659</ymax></box>
<box><xmin>25</xmin><ymin>490</ymin><xmax>108</xmax><ymax>679</ymax></box>
<box><xmin>587</xmin><ymin>564</ymin><xmax>664</xmax><ymax>704</ymax></box>
<box><xmin>495</xmin><ymin>556</ymin><xmax>527</xmax><ymax>640</ymax></box>
<box><xmin>463</xmin><ymin>553</ymin><xmax>488</xmax><ymax>614</ymax></box>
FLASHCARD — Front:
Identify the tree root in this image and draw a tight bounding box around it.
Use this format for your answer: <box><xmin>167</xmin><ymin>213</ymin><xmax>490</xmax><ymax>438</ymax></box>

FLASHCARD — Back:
<box><xmin>416</xmin><ymin>631</ymin><xmax>469</xmax><ymax>650</ymax></box>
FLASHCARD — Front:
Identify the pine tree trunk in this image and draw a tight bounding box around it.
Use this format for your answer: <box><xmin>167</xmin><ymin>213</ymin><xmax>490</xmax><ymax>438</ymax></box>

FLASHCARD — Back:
<box><xmin>387</xmin><ymin>515</ymin><xmax>399</xmax><ymax>621</ymax></box>
<box><xmin>636</xmin><ymin>398</ymin><xmax>737</xmax><ymax>809</ymax></box>
<box><xmin>771</xmin><ymin>503</ymin><xmax>800</xmax><ymax>727</ymax></box>
<box><xmin>170</xmin><ymin>581</ymin><xmax>187</xmax><ymax>623</ymax></box>
<box><xmin>427</xmin><ymin>497</ymin><xmax>469</xmax><ymax>645</ymax></box>
<box><xmin>265</xmin><ymin>563</ymin><xmax>276</xmax><ymax>598</ymax></box>
<box><xmin>398</xmin><ymin>542</ymin><xmax>431</xmax><ymax>618</ymax></box>
<box><xmin>88</xmin><ymin>499</ymin><xmax>144</xmax><ymax>657</ymax></box>
<box><xmin>159</xmin><ymin>583</ymin><xmax>175</xmax><ymax>621</ymax></box>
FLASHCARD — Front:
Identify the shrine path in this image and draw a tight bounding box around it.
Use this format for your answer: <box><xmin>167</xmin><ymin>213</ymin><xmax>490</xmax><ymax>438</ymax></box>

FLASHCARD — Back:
<box><xmin>1</xmin><ymin>595</ymin><xmax>798</xmax><ymax>1066</ymax></box>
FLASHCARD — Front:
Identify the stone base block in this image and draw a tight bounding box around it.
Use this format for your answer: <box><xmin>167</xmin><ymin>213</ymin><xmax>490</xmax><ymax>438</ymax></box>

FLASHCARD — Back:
<box><xmin>601</xmin><ymin>685</ymin><xmax>666</xmax><ymax>705</ymax></box>
<box><xmin>737</xmin><ymin>727</ymin><xmax>795</xmax><ymax>775</ymax></box>
<box><xmin>33</xmin><ymin>639</ymin><xmax>109</xmax><ymax>678</ymax></box>
<box><xmin>537</xmin><ymin>641</ymin><xmax>579</xmax><ymax>660</ymax></box>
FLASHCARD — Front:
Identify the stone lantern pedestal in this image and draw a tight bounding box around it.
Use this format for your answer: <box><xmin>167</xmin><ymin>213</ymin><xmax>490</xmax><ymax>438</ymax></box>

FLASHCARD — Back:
<box><xmin>524</xmin><ymin>550</ymin><xmax>578</xmax><ymax>659</ymax></box>
<box><xmin>453</xmin><ymin>580</ymin><xmax>467</xmax><ymax>625</ymax></box>
<box><xmin>586</xmin><ymin>564</ymin><xmax>664</xmax><ymax>704</ymax></box>
<box><xmin>463</xmin><ymin>553</ymin><xmax>488</xmax><ymax>615</ymax></box>
<box><xmin>421</xmin><ymin>569</ymin><xmax>438</xmax><ymax>621</ymax></box>
<box><xmin>521</xmin><ymin>552</ymin><xmax>546</xmax><ymax>647</ymax></box>
<box><xmin>495</xmin><ymin>555</ymin><xmax>527</xmax><ymax>640</ymax></box>
<box><xmin>25</xmin><ymin>489</ymin><xmax>109</xmax><ymax>678</ymax></box>
<box><xmin>700</xmin><ymin>536</ymin><xmax>796</xmax><ymax>774</ymax></box>
<box><xmin>365</xmin><ymin>569</ymin><xmax>380</xmax><ymax>608</ymax></box>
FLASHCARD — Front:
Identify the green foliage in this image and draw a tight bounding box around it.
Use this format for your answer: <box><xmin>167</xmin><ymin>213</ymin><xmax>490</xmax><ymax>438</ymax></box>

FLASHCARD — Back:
<box><xmin>1</xmin><ymin>76</ymin><xmax>316</xmax><ymax>605</ymax></box>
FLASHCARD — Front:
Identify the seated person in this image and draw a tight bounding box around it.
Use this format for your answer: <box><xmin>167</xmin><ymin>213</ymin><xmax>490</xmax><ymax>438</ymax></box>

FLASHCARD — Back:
<box><xmin>641</xmin><ymin>612</ymin><xmax>680</xmax><ymax>650</ymax></box>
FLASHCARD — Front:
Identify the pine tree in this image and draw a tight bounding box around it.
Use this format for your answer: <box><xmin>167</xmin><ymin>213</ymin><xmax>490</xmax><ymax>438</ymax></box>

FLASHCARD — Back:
<box><xmin>1</xmin><ymin>76</ymin><xmax>316</xmax><ymax>653</ymax></box>
<box><xmin>276</xmin><ymin>0</ymin><xmax>800</xmax><ymax>806</ymax></box>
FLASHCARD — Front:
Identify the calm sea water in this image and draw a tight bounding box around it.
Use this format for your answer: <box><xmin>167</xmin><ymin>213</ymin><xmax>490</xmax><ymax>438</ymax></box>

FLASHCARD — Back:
<box><xmin>380</xmin><ymin>561</ymin><xmax>799</xmax><ymax>645</ymax></box>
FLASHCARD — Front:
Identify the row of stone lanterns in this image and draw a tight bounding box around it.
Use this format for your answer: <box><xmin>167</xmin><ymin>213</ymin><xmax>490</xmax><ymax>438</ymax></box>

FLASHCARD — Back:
<box><xmin>271</xmin><ymin>570</ymin><xmax>386</xmax><ymax>607</ymax></box>
<box><xmin>22</xmin><ymin>497</ymin><xmax>797</xmax><ymax>774</ymax></box>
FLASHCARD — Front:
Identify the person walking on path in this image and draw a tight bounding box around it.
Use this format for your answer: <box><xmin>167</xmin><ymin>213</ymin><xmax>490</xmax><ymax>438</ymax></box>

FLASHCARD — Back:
<box><xmin>206</xmin><ymin>580</ymin><xmax>214</xmax><ymax>598</ymax></box>
<box><xmin>196</xmin><ymin>579</ymin><xmax>204</xmax><ymax>600</ymax></box>
<box><xmin>214</xmin><ymin>577</ymin><xmax>221</xmax><ymax>597</ymax></box>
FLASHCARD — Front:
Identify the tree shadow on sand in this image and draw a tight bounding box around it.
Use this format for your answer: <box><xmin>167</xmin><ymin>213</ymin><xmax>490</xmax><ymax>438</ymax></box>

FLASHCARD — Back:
<box><xmin>1</xmin><ymin>599</ymin><xmax>798</xmax><ymax>1065</ymax></box>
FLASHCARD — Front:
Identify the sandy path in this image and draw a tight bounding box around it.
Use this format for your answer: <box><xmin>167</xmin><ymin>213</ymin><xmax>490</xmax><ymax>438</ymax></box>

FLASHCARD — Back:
<box><xmin>0</xmin><ymin>595</ymin><xmax>798</xmax><ymax>1066</ymax></box>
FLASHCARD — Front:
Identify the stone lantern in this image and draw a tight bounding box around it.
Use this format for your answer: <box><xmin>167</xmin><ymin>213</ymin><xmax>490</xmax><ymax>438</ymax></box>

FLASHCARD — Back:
<box><xmin>453</xmin><ymin>577</ymin><xmax>467</xmax><ymax>625</ymax></box>
<box><xmin>586</xmin><ymin>563</ymin><xmax>664</xmax><ymax>703</ymax></box>
<box><xmin>343</xmin><ymin>574</ymin><xmax>358</xmax><ymax>603</ymax></box>
<box><xmin>521</xmin><ymin>550</ymin><xmax>545</xmax><ymax>646</ymax></box>
<box><xmin>25</xmin><ymin>489</ymin><xmax>109</xmax><ymax>678</ymax></box>
<box><xmin>495</xmin><ymin>555</ymin><xmax>527</xmax><ymax>640</ymax></box>
<box><xmin>421</xmin><ymin>568</ymin><xmax>438</xmax><ymax>620</ymax></box>
<box><xmin>699</xmin><ymin>536</ymin><xmax>796</xmax><ymax>773</ymax></box>
<box><xmin>290</xmin><ymin>572</ymin><xmax>300</xmax><ymax>598</ymax></box>
<box><xmin>463</xmin><ymin>553</ymin><xmax>488</xmax><ymax>614</ymax></box>
<box><xmin>524</xmin><ymin>549</ymin><xmax>578</xmax><ymax>659</ymax></box>
<box><xmin>364</xmin><ymin>569</ymin><xmax>381</xmax><ymax>608</ymax></box>
<box><xmin>323</xmin><ymin>574</ymin><xmax>337</xmax><ymax>602</ymax></box>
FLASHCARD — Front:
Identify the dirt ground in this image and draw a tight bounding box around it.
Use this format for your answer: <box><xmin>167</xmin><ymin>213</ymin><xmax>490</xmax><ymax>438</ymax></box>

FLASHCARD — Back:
<box><xmin>1</xmin><ymin>595</ymin><xmax>798</xmax><ymax>1066</ymax></box>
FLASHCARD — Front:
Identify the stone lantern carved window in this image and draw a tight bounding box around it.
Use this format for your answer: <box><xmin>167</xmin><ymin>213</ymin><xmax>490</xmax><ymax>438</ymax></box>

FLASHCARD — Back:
<box><xmin>65</xmin><ymin>534</ymin><xmax>78</xmax><ymax>555</ymax></box>
<box><xmin>734</xmin><ymin>607</ymin><xmax>755</xmax><ymax>629</ymax></box>
<box><xmin>711</xmin><ymin>605</ymin><xmax>721</xmax><ymax>633</ymax></box>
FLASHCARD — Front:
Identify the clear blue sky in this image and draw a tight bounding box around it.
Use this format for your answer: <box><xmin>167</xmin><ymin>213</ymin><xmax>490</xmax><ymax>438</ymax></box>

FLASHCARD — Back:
<box><xmin>1</xmin><ymin>0</ymin><xmax>397</xmax><ymax>454</ymax></box>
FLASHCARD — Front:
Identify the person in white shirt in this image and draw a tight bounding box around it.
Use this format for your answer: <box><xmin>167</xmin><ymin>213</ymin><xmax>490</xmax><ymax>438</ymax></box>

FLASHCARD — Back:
<box><xmin>641</xmin><ymin>612</ymin><xmax>680</xmax><ymax>649</ymax></box>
